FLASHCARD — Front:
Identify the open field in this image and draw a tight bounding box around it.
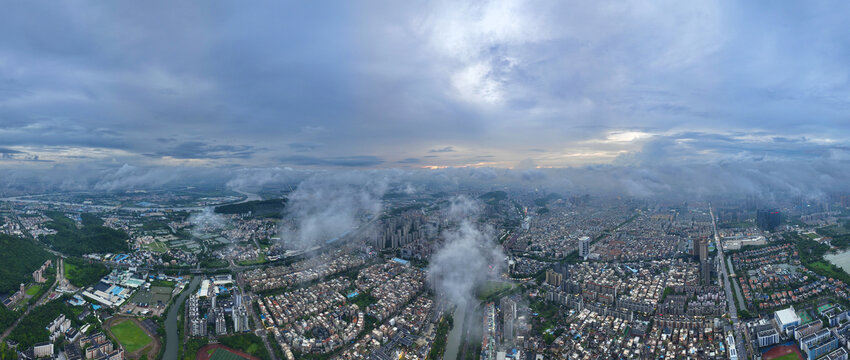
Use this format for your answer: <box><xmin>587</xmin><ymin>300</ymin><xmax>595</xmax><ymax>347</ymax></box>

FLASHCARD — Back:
<box><xmin>63</xmin><ymin>258</ymin><xmax>109</xmax><ymax>288</ymax></box>
<box><xmin>110</xmin><ymin>319</ymin><xmax>154</xmax><ymax>353</ymax></box>
<box><xmin>770</xmin><ymin>353</ymin><xmax>802</xmax><ymax>360</ymax></box>
<box><xmin>817</xmin><ymin>225</ymin><xmax>850</xmax><ymax>237</ymax></box>
<box><xmin>25</xmin><ymin>284</ymin><xmax>42</xmax><ymax>296</ymax></box>
<box><xmin>478</xmin><ymin>281</ymin><xmax>515</xmax><ymax>300</ymax></box>
<box><xmin>763</xmin><ymin>344</ymin><xmax>803</xmax><ymax>360</ymax></box>
<box><xmin>63</xmin><ymin>262</ymin><xmax>77</xmax><ymax>278</ymax></box>
<box><xmin>211</xmin><ymin>348</ymin><xmax>251</xmax><ymax>360</ymax></box>
<box><xmin>144</xmin><ymin>241</ymin><xmax>169</xmax><ymax>253</ymax></box>
<box><xmin>237</xmin><ymin>253</ymin><xmax>267</xmax><ymax>266</ymax></box>
<box><xmin>196</xmin><ymin>344</ymin><xmax>260</xmax><ymax>360</ymax></box>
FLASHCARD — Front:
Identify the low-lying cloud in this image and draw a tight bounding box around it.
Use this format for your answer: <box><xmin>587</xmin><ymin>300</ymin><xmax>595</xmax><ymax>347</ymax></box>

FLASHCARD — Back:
<box><xmin>278</xmin><ymin>171</ymin><xmax>388</xmax><ymax>249</ymax></box>
<box><xmin>427</xmin><ymin>196</ymin><xmax>506</xmax><ymax>308</ymax></box>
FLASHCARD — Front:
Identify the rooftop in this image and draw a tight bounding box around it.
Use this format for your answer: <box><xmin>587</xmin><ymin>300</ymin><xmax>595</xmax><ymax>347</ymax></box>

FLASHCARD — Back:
<box><xmin>775</xmin><ymin>307</ymin><xmax>800</xmax><ymax>326</ymax></box>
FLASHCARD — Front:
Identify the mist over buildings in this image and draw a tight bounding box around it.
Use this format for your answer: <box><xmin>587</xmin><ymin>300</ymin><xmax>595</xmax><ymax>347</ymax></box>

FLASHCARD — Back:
<box><xmin>1</xmin><ymin>156</ymin><xmax>850</xmax><ymax>204</ymax></box>
<box><xmin>277</xmin><ymin>172</ymin><xmax>388</xmax><ymax>250</ymax></box>
<box><xmin>187</xmin><ymin>207</ymin><xmax>228</xmax><ymax>238</ymax></box>
<box><xmin>427</xmin><ymin>196</ymin><xmax>506</xmax><ymax>308</ymax></box>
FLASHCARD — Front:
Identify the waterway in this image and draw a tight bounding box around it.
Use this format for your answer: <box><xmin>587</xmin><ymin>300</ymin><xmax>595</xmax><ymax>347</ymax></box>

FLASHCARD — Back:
<box><xmin>164</xmin><ymin>276</ymin><xmax>201</xmax><ymax>360</ymax></box>
<box><xmin>0</xmin><ymin>190</ymin><xmax>261</xmax><ymax>213</ymax></box>
<box><xmin>444</xmin><ymin>304</ymin><xmax>466</xmax><ymax>360</ymax></box>
<box><xmin>825</xmin><ymin>249</ymin><xmax>850</xmax><ymax>274</ymax></box>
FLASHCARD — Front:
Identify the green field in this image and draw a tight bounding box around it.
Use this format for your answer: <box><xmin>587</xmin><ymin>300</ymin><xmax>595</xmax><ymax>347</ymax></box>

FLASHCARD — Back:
<box><xmin>817</xmin><ymin>225</ymin><xmax>850</xmax><ymax>237</ymax></box>
<box><xmin>770</xmin><ymin>353</ymin><xmax>802</xmax><ymax>360</ymax></box>
<box><xmin>477</xmin><ymin>281</ymin><xmax>514</xmax><ymax>300</ymax></box>
<box><xmin>64</xmin><ymin>262</ymin><xmax>77</xmax><ymax>278</ymax></box>
<box><xmin>210</xmin><ymin>348</ymin><xmax>251</xmax><ymax>360</ymax></box>
<box><xmin>237</xmin><ymin>253</ymin><xmax>267</xmax><ymax>266</ymax></box>
<box><xmin>110</xmin><ymin>319</ymin><xmax>153</xmax><ymax>353</ymax></box>
<box><xmin>144</xmin><ymin>241</ymin><xmax>169</xmax><ymax>253</ymax></box>
<box><xmin>25</xmin><ymin>284</ymin><xmax>42</xmax><ymax>296</ymax></box>
<box><xmin>64</xmin><ymin>257</ymin><xmax>109</xmax><ymax>288</ymax></box>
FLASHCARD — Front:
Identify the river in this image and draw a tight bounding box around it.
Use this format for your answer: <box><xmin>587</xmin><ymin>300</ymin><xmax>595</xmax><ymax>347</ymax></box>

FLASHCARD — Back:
<box><xmin>0</xmin><ymin>190</ymin><xmax>261</xmax><ymax>213</ymax></box>
<box><xmin>164</xmin><ymin>276</ymin><xmax>201</xmax><ymax>360</ymax></box>
<box><xmin>444</xmin><ymin>305</ymin><xmax>466</xmax><ymax>360</ymax></box>
<box><xmin>825</xmin><ymin>249</ymin><xmax>850</xmax><ymax>274</ymax></box>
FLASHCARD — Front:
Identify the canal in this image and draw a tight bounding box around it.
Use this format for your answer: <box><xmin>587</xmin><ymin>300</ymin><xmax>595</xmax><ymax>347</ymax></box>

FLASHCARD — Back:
<box><xmin>443</xmin><ymin>304</ymin><xmax>466</xmax><ymax>360</ymax></box>
<box><xmin>164</xmin><ymin>276</ymin><xmax>201</xmax><ymax>360</ymax></box>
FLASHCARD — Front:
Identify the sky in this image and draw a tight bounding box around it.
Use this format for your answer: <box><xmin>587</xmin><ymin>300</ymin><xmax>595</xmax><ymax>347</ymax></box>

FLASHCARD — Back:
<box><xmin>1</xmin><ymin>1</ymin><xmax>849</xmax><ymax>171</ymax></box>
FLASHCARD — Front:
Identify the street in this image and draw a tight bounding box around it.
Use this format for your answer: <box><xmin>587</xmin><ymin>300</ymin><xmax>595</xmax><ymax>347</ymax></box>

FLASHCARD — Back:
<box><xmin>710</xmin><ymin>204</ymin><xmax>749</xmax><ymax>359</ymax></box>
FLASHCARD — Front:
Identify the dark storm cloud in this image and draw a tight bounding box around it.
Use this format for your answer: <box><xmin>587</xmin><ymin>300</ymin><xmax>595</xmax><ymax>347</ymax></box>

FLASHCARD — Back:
<box><xmin>146</xmin><ymin>141</ymin><xmax>256</xmax><ymax>159</ymax></box>
<box><xmin>0</xmin><ymin>148</ymin><xmax>24</xmax><ymax>155</ymax></box>
<box><xmin>397</xmin><ymin>157</ymin><xmax>421</xmax><ymax>164</ymax></box>
<box><xmin>0</xmin><ymin>1</ymin><xmax>848</xmax><ymax>168</ymax></box>
<box><xmin>0</xmin><ymin>147</ymin><xmax>51</xmax><ymax>162</ymax></box>
<box><xmin>278</xmin><ymin>155</ymin><xmax>384</xmax><ymax>167</ymax></box>
<box><xmin>428</xmin><ymin>146</ymin><xmax>456</xmax><ymax>153</ymax></box>
<box><xmin>612</xmin><ymin>132</ymin><xmax>847</xmax><ymax>166</ymax></box>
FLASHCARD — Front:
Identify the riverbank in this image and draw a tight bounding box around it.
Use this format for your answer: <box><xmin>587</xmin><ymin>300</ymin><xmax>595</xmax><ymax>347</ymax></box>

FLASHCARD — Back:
<box><xmin>164</xmin><ymin>276</ymin><xmax>201</xmax><ymax>360</ymax></box>
<box><xmin>444</xmin><ymin>304</ymin><xmax>466</xmax><ymax>360</ymax></box>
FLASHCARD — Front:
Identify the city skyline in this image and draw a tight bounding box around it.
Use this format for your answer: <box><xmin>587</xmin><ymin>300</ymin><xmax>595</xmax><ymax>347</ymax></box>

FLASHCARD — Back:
<box><xmin>5</xmin><ymin>3</ymin><xmax>850</xmax><ymax>360</ymax></box>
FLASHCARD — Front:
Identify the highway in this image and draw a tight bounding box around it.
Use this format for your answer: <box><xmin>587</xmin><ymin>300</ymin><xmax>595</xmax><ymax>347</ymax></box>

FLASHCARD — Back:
<box><xmin>710</xmin><ymin>203</ymin><xmax>748</xmax><ymax>360</ymax></box>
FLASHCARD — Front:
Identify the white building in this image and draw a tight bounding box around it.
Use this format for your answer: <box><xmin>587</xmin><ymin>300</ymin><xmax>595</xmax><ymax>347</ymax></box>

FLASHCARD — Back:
<box><xmin>578</xmin><ymin>236</ymin><xmax>590</xmax><ymax>258</ymax></box>
<box><xmin>32</xmin><ymin>343</ymin><xmax>54</xmax><ymax>358</ymax></box>
<box><xmin>757</xmin><ymin>328</ymin><xmax>779</xmax><ymax>348</ymax></box>
<box><xmin>775</xmin><ymin>306</ymin><xmax>801</xmax><ymax>334</ymax></box>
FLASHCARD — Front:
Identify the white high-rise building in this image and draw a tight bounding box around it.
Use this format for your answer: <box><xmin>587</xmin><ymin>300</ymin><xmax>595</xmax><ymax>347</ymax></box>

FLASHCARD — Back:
<box><xmin>578</xmin><ymin>236</ymin><xmax>590</xmax><ymax>258</ymax></box>
<box><xmin>216</xmin><ymin>311</ymin><xmax>227</xmax><ymax>335</ymax></box>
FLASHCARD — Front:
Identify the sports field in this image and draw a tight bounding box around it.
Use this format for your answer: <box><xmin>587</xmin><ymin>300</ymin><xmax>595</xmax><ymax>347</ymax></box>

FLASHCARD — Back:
<box><xmin>210</xmin><ymin>348</ymin><xmax>251</xmax><ymax>360</ymax></box>
<box><xmin>110</xmin><ymin>319</ymin><xmax>153</xmax><ymax>353</ymax></box>
<box><xmin>798</xmin><ymin>310</ymin><xmax>813</xmax><ymax>324</ymax></box>
<box><xmin>25</xmin><ymin>284</ymin><xmax>42</xmax><ymax>296</ymax></box>
<box><xmin>770</xmin><ymin>353</ymin><xmax>802</xmax><ymax>360</ymax></box>
<box><xmin>818</xmin><ymin>303</ymin><xmax>834</xmax><ymax>314</ymax></box>
<box><xmin>763</xmin><ymin>344</ymin><xmax>803</xmax><ymax>360</ymax></box>
<box><xmin>197</xmin><ymin>345</ymin><xmax>259</xmax><ymax>360</ymax></box>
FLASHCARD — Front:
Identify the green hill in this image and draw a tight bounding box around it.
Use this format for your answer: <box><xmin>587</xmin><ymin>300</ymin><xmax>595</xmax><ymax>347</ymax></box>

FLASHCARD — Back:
<box><xmin>64</xmin><ymin>257</ymin><xmax>109</xmax><ymax>288</ymax></box>
<box><xmin>41</xmin><ymin>212</ymin><xmax>129</xmax><ymax>256</ymax></box>
<box><xmin>9</xmin><ymin>298</ymin><xmax>82</xmax><ymax>348</ymax></box>
<box><xmin>0</xmin><ymin>234</ymin><xmax>51</xmax><ymax>294</ymax></box>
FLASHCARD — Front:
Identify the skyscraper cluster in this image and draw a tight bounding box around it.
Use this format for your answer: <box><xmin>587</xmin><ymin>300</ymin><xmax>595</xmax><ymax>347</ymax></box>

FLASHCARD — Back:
<box><xmin>232</xmin><ymin>292</ymin><xmax>250</xmax><ymax>333</ymax></box>
<box><xmin>756</xmin><ymin>209</ymin><xmax>781</xmax><ymax>232</ymax></box>
<box><xmin>372</xmin><ymin>210</ymin><xmax>435</xmax><ymax>250</ymax></box>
